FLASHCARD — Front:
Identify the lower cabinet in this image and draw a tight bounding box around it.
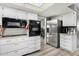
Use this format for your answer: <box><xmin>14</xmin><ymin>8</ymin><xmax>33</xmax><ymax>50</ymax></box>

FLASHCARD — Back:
<box><xmin>60</xmin><ymin>34</ymin><xmax>77</xmax><ymax>52</ymax></box>
<box><xmin>1</xmin><ymin>48</ymin><xmax>29</xmax><ymax>56</ymax></box>
<box><xmin>0</xmin><ymin>36</ymin><xmax>41</xmax><ymax>56</ymax></box>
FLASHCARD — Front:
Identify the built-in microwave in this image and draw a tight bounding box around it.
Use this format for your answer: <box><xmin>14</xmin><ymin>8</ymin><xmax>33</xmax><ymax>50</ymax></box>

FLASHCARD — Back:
<box><xmin>2</xmin><ymin>17</ymin><xmax>27</xmax><ymax>28</ymax></box>
<box><xmin>29</xmin><ymin>20</ymin><xmax>41</xmax><ymax>36</ymax></box>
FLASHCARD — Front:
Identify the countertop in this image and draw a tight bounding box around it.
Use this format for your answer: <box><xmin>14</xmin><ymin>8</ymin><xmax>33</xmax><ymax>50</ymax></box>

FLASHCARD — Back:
<box><xmin>0</xmin><ymin>35</ymin><xmax>28</xmax><ymax>40</ymax></box>
<box><xmin>60</xmin><ymin>33</ymin><xmax>77</xmax><ymax>36</ymax></box>
<box><xmin>0</xmin><ymin>35</ymin><xmax>40</xmax><ymax>40</ymax></box>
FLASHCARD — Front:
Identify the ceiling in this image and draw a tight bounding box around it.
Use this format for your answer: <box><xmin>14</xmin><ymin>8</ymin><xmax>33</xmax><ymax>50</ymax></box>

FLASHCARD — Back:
<box><xmin>0</xmin><ymin>3</ymin><xmax>73</xmax><ymax>17</ymax></box>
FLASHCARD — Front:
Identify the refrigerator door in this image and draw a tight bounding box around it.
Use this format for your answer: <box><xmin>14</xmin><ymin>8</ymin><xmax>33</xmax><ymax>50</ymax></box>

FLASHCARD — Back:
<box><xmin>47</xmin><ymin>23</ymin><xmax>59</xmax><ymax>48</ymax></box>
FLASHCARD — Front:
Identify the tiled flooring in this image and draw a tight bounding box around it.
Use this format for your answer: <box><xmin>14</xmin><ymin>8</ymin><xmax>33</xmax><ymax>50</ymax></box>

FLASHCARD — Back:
<box><xmin>27</xmin><ymin>45</ymin><xmax>79</xmax><ymax>56</ymax></box>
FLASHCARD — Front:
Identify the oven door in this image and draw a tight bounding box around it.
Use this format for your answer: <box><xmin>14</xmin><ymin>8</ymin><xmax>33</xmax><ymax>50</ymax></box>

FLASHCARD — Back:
<box><xmin>29</xmin><ymin>20</ymin><xmax>40</xmax><ymax>36</ymax></box>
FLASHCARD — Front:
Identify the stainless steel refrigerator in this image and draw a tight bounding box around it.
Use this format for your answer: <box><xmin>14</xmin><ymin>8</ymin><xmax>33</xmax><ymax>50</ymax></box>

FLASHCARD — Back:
<box><xmin>47</xmin><ymin>20</ymin><xmax>62</xmax><ymax>48</ymax></box>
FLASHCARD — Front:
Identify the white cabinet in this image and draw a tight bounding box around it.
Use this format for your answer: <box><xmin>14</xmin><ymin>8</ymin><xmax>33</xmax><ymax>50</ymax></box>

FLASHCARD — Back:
<box><xmin>1</xmin><ymin>47</ymin><xmax>29</xmax><ymax>56</ymax></box>
<box><xmin>17</xmin><ymin>10</ymin><xmax>27</xmax><ymax>19</ymax></box>
<box><xmin>62</xmin><ymin>12</ymin><xmax>76</xmax><ymax>26</ymax></box>
<box><xmin>2</xmin><ymin>7</ymin><xmax>17</xmax><ymax>18</ymax></box>
<box><xmin>60</xmin><ymin>34</ymin><xmax>77</xmax><ymax>52</ymax></box>
<box><xmin>27</xmin><ymin>13</ymin><xmax>38</xmax><ymax>20</ymax></box>
<box><xmin>2</xmin><ymin>7</ymin><xmax>28</xmax><ymax>19</ymax></box>
<box><xmin>0</xmin><ymin>36</ymin><xmax>41</xmax><ymax>56</ymax></box>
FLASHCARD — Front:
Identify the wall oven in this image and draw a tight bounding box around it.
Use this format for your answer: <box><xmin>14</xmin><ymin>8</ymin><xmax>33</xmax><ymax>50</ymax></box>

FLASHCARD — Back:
<box><xmin>2</xmin><ymin>17</ymin><xmax>27</xmax><ymax>28</ymax></box>
<box><xmin>2</xmin><ymin>17</ymin><xmax>27</xmax><ymax>37</ymax></box>
<box><xmin>29</xmin><ymin>20</ymin><xmax>41</xmax><ymax>36</ymax></box>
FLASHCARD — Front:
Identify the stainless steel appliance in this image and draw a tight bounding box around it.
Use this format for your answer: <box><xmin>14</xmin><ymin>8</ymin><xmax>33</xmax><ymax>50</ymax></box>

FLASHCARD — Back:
<box><xmin>29</xmin><ymin>20</ymin><xmax>41</xmax><ymax>36</ymax></box>
<box><xmin>2</xmin><ymin>17</ymin><xmax>27</xmax><ymax>37</ymax></box>
<box><xmin>47</xmin><ymin>20</ymin><xmax>62</xmax><ymax>48</ymax></box>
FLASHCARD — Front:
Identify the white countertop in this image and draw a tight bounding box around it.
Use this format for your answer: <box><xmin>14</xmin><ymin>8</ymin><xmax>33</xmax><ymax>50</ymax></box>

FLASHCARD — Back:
<box><xmin>60</xmin><ymin>33</ymin><xmax>77</xmax><ymax>36</ymax></box>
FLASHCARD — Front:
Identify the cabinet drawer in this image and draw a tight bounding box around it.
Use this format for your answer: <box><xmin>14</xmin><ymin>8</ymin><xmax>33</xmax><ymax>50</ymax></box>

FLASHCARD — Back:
<box><xmin>28</xmin><ymin>47</ymin><xmax>36</xmax><ymax>53</ymax></box>
<box><xmin>34</xmin><ymin>46</ymin><xmax>40</xmax><ymax>51</ymax></box>
<box><xmin>60</xmin><ymin>39</ymin><xmax>72</xmax><ymax>46</ymax></box>
<box><xmin>0</xmin><ymin>44</ymin><xmax>16</xmax><ymax>54</ymax></box>
<box><xmin>60</xmin><ymin>44</ymin><xmax>72</xmax><ymax>51</ymax></box>
<box><xmin>0</xmin><ymin>42</ymin><xmax>28</xmax><ymax>54</ymax></box>
<box><xmin>60</xmin><ymin>42</ymin><xmax>72</xmax><ymax>47</ymax></box>
<box><xmin>16</xmin><ymin>37</ymin><xmax>29</xmax><ymax>42</ymax></box>
<box><xmin>1</xmin><ymin>51</ymin><xmax>18</xmax><ymax>56</ymax></box>
<box><xmin>1</xmin><ymin>47</ymin><xmax>29</xmax><ymax>56</ymax></box>
<box><xmin>60</xmin><ymin>37</ymin><xmax>72</xmax><ymax>41</ymax></box>
<box><xmin>60</xmin><ymin>39</ymin><xmax>72</xmax><ymax>44</ymax></box>
<box><xmin>16</xmin><ymin>48</ymin><xmax>29</xmax><ymax>56</ymax></box>
<box><xmin>0</xmin><ymin>37</ymin><xmax>29</xmax><ymax>45</ymax></box>
<box><xmin>0</xmin><ymin>38</ymin><xmax>18</xmax><ymax>45</ymax></box>
<box><xmin>15</xmin><ymin>42</ymin><xmax>29</xmax><ymax>49</ymax></box>
<box><xmin>0</xmin><ymin>39</ymin><xmax>15</xmax><ymax>45</ymax></box>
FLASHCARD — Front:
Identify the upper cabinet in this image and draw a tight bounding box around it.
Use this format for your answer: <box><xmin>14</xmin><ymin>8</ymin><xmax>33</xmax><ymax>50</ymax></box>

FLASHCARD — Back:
<box><xmin>2</xmin><ymin>7</ymin><xmax>38</xmax><ymax>20</ymax></box>
<box><xmin>16</xmin><ymin>10</ymin><xmax>27</xmax><ymax>20</ymax></box>
<box><xmin>2</xmin><ymin>7</ymin><xmax>28</xmax><ymax>20</ymax></box>
<box><xmin>2</xmin><ymin>7</ymin><xmax>17</xmax><ymax>18</ymax></box>
<box><xmin>0</xmin><ymin>5</ymin><xmax>38</xmax><ymax>25</ymax></box>
<box><xmin>0</xmin><ymin>6</ymin><xmax>2</xmax><ymax>25</ymax></box>
<box><xmin>27</xmin><ymin>13</ymin><xmax>38</xmax><ymax>20</ymax></box>
<box><xmin>62</xmin><ymin>12</ymin><xmax>76</xmax><ymax>26</ymax></box>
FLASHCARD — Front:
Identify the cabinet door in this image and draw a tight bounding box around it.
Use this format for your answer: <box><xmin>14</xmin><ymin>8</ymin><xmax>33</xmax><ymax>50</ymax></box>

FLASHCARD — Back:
<box><xmin>2</xmin><ymin>7</ymin><xmax>17</xmax><ymax>18</ymax></box>
<box><xmin>60</xmin><ymin>34</ymin><xmax>73</xmax><ymax>51</ymax></box>
<box><xmin>1</xmin><ymin>51</ymin><xmax>19</xmax><ymax>56</ymax></box>
<box><xmin>2</xmin><ymin>47</ymin><xmax>29</xmax><ymax>56</ymax></box>
<box><xmin>27</xmin><ymin>13</ymin><xmax>38</xmax><ymax>20</ymax></box>
<box><xmin>34</xmin><ymin>39</ymin><xmax>41</xmax><ymax>51</ymax></box>
<box><xmin>17</xmin><ymin>10</ymin><xmax>27</xmax><ymax>19</ymax></box>
<box><xmin>16</xmin><ymin>48</ymin><xmax>29</xmax><ymax>56</ymax></box>
<box><xmin>62</xmin><ymin>12</ymin><xmax>76</xmax><ymax>26</ymax></box>
<box><xmin>0</xmin><ymin>44</ymin><xmax>16</xmax><ymax>54</ymax></box>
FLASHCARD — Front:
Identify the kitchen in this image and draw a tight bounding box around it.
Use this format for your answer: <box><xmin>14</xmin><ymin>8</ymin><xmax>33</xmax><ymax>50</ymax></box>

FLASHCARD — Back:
<box><xmin>0</xmin><ymin>3</ymin><xmax>79</xmax><ymax>56</ymax></box>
